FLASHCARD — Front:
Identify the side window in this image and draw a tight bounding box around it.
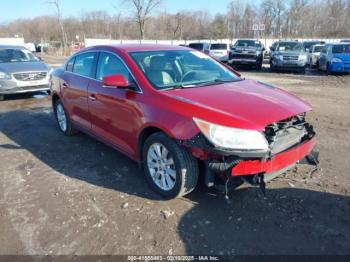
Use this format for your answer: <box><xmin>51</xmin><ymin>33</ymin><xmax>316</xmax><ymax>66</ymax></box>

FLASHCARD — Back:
<box><xmin>96</xmin><ymin>52</ymin><xmax>133</xmax><ymax>83</ymax></box>
<box><xmin>66</xmin><ymin>57</ymin><xmax>75</xmax><ymax>72</ymax></box>
<box><xmin>72</xmin><ymin>52</ymin><xmax>97</xmax><ymax>78</ymax></box>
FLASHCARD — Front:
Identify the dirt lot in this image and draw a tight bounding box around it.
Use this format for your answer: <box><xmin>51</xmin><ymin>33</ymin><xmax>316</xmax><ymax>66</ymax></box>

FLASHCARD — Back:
<box><xmin>0</xmin><ymin>64</ymin><xmax>350</xmax><ymax>255</ymax></box>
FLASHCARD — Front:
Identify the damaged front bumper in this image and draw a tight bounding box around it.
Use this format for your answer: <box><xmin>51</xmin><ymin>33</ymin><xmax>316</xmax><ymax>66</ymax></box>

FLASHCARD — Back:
<box><xmin>179</xmin><ymin>114</ymin><xmax>317</xmax><ymax>187</ymax></box>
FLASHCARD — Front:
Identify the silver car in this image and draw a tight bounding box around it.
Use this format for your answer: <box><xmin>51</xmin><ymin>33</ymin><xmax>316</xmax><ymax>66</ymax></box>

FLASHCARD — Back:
<box><xmin>270</xmin><ymin>41</ymin><xmax>308</xmax><ymax>73</ymax></box>
<box><xmin>0</xmin><ymin>45</ymin><xmax>51</xmax><ymax>100</ymax></box>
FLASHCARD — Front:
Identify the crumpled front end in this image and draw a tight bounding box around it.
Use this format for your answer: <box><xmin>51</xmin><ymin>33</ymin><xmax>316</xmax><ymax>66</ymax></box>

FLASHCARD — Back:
<box><xmin>179</xmin><ymin>113</ymin><xmax>317</xmax><ymax>187</ymax></box>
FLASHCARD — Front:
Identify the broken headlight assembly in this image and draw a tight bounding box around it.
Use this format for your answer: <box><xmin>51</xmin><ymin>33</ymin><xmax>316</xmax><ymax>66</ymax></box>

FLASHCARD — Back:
<box><xmin>193</xmin><ymin>117</ymin><xmax>269</xmax><ymax>151</ymax></box>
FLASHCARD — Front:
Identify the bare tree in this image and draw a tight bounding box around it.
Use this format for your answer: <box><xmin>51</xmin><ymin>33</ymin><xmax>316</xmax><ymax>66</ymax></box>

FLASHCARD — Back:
<box><xmin>48</xmin><ymin>0</ymin><xmax>67</xmax><ymax>54</ymax></box>
<box><xmin>1</xmin><ymin>0</ymin><xmax>350</xmax><ymax>43</ymax></box>
<box><xmin>123</xmin><ymin>0</ymin><xmax>162</xmax><ymax>39</ymax></box>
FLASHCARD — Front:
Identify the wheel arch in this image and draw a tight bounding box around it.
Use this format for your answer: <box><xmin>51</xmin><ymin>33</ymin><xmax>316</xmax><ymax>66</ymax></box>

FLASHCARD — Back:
<box><xmin>137</xmin><ymin>126</ymin><xmax>170</xmax><ymax>163</ymax></box>
<box><xmin>52</xmin><ymin>92</ymin><xmax>61</xmax><ymax>109</ymax></box>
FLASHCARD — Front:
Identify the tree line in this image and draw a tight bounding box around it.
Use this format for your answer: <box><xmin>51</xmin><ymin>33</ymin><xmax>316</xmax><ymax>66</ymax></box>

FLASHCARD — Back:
<box><xmin>0</xmin><ymin>0</ymin><xmax>349</xmax><ymax>45</ymax></box>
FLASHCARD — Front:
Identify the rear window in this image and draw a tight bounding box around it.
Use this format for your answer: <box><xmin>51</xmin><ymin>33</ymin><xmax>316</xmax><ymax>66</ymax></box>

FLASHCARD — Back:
<box><xmin>210</xmin><ymin>44</ymin><xmax>227</xmax><ymax>50</ymax></box>
<box><xmin>189</xmin><ymin>44</ymin><xmax>204</xmax><ymax>51</ymax></box>
<box><xmin>72</xmin><ymin>52</ymin><xmax>97</xmax><ymax>78</ymax></box>
<box><xmin>66</xmin><ymin>57</ymin><xmax>75</xmax><ymax>72</ymax></box>
<box><xmin>332</xmin><ymin>45</ymin><xmax>350</xmax><ymax>54</ymax></box>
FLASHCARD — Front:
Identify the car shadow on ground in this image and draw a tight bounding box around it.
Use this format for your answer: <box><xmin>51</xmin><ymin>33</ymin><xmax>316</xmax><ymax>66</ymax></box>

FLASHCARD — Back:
<box><xmin>1</xmin><ymin>109</ymin><xmax>350</xmax><ymax>255</ymax></box>
<box><xmin>0</xmin><ymin>109</ymin><xmax>162</xmax><ymax>201</ymax></box>
<box><xmin>0</xmin><ymin>91</ymin><xmax>49</xmax><ymax>101</ymax></box>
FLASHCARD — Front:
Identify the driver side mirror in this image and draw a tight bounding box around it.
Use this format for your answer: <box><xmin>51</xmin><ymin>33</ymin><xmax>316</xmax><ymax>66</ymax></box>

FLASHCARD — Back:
<box><xmin>103</xmin><ymin>74</ymin><xmax>133</xmax><ymax>89</ymax></box>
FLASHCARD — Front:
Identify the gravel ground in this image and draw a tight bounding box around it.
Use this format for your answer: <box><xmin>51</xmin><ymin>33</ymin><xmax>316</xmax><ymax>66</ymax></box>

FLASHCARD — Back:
<box><xmin>0</xmin><ymin>65</ymin><xmax>349</xmax><ymax>255</ymax></box>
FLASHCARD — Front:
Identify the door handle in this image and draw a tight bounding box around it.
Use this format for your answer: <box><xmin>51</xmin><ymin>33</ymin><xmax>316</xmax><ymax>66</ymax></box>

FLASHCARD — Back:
<box><xmin>88</xmin><ymin>94</ymin><xmax>97</xmax><ymax>101</ymax></box>
<box><xmin>62</xmin><ymin>82</ymin><xmax>68</xmax><ymax>89</ymax></box>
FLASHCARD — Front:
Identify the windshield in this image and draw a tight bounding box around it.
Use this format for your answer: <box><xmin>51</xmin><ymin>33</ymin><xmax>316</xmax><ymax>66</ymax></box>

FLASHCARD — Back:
<box><xmin>234</xmin><ymin>40</ymin><xmax>261</xmax><ymax>48</ymax></box>
<box><xmin>210</xmin><ymin>44</ymin><xmax>227</xmax><ymax>50</ymax></box>
<box><xmin>189</xmin><ymin>43</ymin><xmax>204</xmax><ymax>51</ymax></box>
<box><xmin>277</xmin><ymin>42</ymin><xmax>303</xmax><ymax>52</ymax></box>
<box><xmin>130</xmin><ymin>50</ymin><xmax>241</xmax><ymax>90</ymax></box>
<box><xmin>303</xmin><ymin>42</ymin><xmax>321</xmax><ymax>49</ymax></box>
<box><xmin>332</xmin><ymin>45</ymin><xmax>350</xmax><ymax>54</ymax></box>
<box><xmin>313</xmin><ymin>46</ymin><xmax>323</xmax><ymax>52</ymax></box>
<box><xmin>0</xmin><ymin>48</ymin><xmax>39</xmax><ymax>63</ymax></box>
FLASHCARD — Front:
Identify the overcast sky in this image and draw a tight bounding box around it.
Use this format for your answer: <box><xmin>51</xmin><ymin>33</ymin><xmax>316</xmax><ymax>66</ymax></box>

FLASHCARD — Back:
<box><xmin>1</xmin><ymin>0</ymin><xmax>249</xmax><ymax>23</ymax></box>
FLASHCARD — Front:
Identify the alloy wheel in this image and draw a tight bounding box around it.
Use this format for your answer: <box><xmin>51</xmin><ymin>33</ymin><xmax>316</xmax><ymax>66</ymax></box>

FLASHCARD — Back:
<box><xmin>147</xmin><ymin>143</ymin><xmax>176</xmax><ymax>191</ymax></box>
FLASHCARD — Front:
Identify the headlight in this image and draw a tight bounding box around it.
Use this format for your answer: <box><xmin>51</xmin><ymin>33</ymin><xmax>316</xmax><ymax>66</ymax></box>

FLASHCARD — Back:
<box><xmin>0</xmin><ymin>71</ymin><xmax>11</xmax><ymax>79</ymax></box>
<box><xmin>299</xmin><ymin>55</ymin><xmax>307</xmax><ymax>61</ymax></box>
<box><xmin>193</xmin><ymin>118</ymin><xmax>269</xmax><ymax>151</ymax></box>
<box><xmin>331</xmin><ymin>58</ymin><xmax>342</xmax><ymax>63</ymax></box>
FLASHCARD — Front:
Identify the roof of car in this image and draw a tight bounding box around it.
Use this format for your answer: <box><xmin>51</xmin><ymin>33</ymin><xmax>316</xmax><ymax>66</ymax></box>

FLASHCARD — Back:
<box><xmin>0</xmin><ymin>45</ymin><xmax>25</xmax><ymax>49</ymax></box>
<box><xmin>329</xmin><ymin>42</ymin><xmax>350</xmax><ymax>46</ymax></box>
<box><xmin>89</xmin><ymin>44</ymin><xmax>190</xmax><ymax>53</ymax></box>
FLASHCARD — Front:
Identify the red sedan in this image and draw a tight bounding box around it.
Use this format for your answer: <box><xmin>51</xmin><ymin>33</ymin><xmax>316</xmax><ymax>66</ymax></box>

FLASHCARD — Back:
<box><xmin>50</xmin><ymin>44</ymin><xmax>316</xmax><ymax>199</ymax></box>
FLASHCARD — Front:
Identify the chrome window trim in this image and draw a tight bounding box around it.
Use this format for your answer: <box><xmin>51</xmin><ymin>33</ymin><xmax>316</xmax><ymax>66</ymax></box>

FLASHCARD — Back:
<box><xmin>65</xmin><ymin>50</ymin><xmax>143</xmax><ymax>94</ymax></box>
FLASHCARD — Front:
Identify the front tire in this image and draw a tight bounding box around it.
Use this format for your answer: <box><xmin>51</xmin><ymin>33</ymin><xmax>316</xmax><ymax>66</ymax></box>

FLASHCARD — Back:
<box><xmin>54</xmin><ymin>99</ymin><xmax>77</xmax><ymax>136</ymax></box>
<box><xmin>142</xmin><ymin>132</ymin><xmax>199</xmax><ymax>199</ymax></box>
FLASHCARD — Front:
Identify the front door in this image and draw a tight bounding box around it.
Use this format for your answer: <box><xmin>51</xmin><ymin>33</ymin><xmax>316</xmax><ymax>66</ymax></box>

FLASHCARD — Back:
<box><xmin>87</xmin><ymin>52</ymin><xmax>142</xmax><ymax>157</ymax></box>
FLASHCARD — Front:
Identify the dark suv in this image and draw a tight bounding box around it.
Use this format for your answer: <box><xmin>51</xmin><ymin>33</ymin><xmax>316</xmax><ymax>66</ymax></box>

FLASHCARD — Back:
<box><xmin>229</xmin><ymin>39</ymin><xmax>265</xmax><ymax>70</ymax></box>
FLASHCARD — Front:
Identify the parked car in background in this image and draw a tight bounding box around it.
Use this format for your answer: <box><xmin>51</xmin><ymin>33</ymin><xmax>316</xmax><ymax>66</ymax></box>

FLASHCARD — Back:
<box><xmin>209</xmin><ymin>43</ymin><xmax>231</xmax><ymax>63</ymax></box>
<box><xmin>303</xmin><ymin>41</ymin><xmax>325</xmax><ymax>65</ymax></box>
<box><xmin>308</xmin><ymin>44</ymin><xmax>324</xmax><ymax>68</ymax></box>
<box><xmin>302</xmin><ymin>40</ymin><xmax>325</xmax><ymax>52</ymax></box>
<box><xmin>319</xmin><ymin>43</ymin><xmax>350</xmax><ymax>73</ymax></box>
<box><xmin>340</xmin><ymin>40</ymin><xmax>350</xmax><ymax>43</ymax></box>
<box><xmin>51</xmin><ymin>44</ymin><xmax>316</xmax><ymax>199</ymax></box>
<box><xmin>0</xmin><ymin>45</ymin><xmax>51</xmax><ymax>100</ymax></box>
<box><xmin>268</xmin><ymin>40</ymin><xmax>281</xmax><ymax>63</ymax></box>
<box><xmin>188</xmin><ymin>42</ymin><xmax>210</xmax><ymax>54</ymax></box>
<box><xmin>229</xmin><ymin>39</ymin><xmax>265</xmax><ymax>70</ymax></box>
<box><xmin>270</xmin><ymin>41</ymin><xmax>308</xmax><ymax>73</ymax></box>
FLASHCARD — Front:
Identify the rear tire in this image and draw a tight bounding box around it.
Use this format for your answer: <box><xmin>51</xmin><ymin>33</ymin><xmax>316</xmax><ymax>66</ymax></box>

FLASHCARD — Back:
<box><xmin>142</xmin><ymin>132</ymin><xmax>199</xmax><ymax>199</ymax></box>
<box><xmin>54</xmin><ymin>99</ymin><xmax>77</xmax><ymax>136</ymax></box>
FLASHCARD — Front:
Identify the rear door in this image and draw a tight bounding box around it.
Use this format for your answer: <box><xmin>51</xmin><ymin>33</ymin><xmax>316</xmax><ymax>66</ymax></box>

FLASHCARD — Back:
<box><xmin>60</xmin><ymin>52</ymin><xmax>98</xmax><ymax>129</ymax></box>
<box><xmin>87</xmin><ymin>51</ymin><xmax>142</xmax><ymax>157</ymax></box>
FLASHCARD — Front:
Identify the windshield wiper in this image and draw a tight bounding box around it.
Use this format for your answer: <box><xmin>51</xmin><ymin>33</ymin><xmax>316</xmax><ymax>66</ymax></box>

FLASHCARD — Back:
<box><xmin>160</xmin><ymin>79</ymin><xmax>240</xmax><ymax>91</ymax></box>
<box><xmin>181</xmin><ymin>78</ymin><xmax>238</xmax><ymax>88</ymax></box>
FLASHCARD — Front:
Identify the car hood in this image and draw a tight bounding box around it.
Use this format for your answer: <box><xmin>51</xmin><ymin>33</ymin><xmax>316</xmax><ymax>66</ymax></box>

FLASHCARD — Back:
<box><xmin>0</xmin><ymin>61</ymin><xmax>49</xmax><ymax>74</ymax></box>
<box><xmin>163</xmin><ymin>79</ymin><xmax>312</xmax><ymax>131</ymax></box>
